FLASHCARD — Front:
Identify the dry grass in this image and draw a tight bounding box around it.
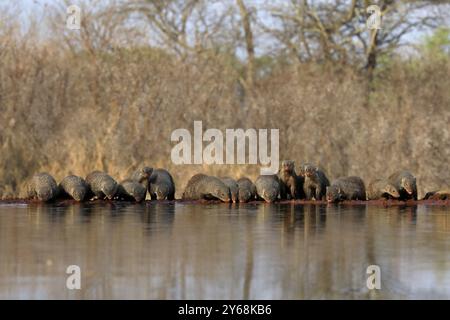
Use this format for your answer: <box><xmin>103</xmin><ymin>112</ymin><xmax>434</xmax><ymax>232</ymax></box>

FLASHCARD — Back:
<box><xmin>0</xmin><ymin>6</ymin><xmax>449</xmax><ymax>200</ymax></box>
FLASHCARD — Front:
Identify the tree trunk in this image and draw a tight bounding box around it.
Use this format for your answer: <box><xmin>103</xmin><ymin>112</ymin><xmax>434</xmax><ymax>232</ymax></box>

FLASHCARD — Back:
<box><xmin>236</xmin><ymin>0</ymin><xmax>255</xmax><ymax>89</ymax></box>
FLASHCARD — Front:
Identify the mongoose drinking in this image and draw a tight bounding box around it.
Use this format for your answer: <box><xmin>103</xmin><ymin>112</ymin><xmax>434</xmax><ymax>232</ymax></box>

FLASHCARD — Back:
<box><xmin>423</xmin><ymin>190</ymin><xmax>450</xmax><ymax>200</ymax></box>
<box><xmin>366</xmin><ymin>179</ymin><xmax>400</xmax><ymax>200</ymax></box>
<box><xmin>59</xmin><ymin>175</ymin><xmax>88</xmax><ymax>201</ymax></box>
<box><xmin>131</xmin><ymin>166</ymin><xmax>153</xmax><ymax>190</ymax></box>
<box><xmin>326</xmin><ymin>176</ymin><xmax>366</xmax><ymax>203</ymax></box>
<box><xmin>279</xmin><ymin>160</ymin><xmax>304</xmax><ymax>200</ymax></box>
<box><xmin>182</xmin><ymin>174</ymin><xmax>231</xmax><ymax>202</ymax></box>
<box><xmin>387</xmin><ymin>170</ymin><xmax>418</xmax><ymax>200</ymax></box>
<box><xmin>149</xmin><ymin>169</ymin><xmax>175</xmax><ymax>200</ymax></box>
<box><xmin>85</xmin><ymin>171</ymin><xmax>118</xmax><ymax>200</ymax></box>
<box><xmin>26</xmin><ymin>173</ymin><xmax>58</xmax><ymax>202</ymax></box>
<box><xmin>255</xmin><ymin>174</ymin><xmax>280</xmax><ymax>203</ymax></box>
<box><xmin>300</xmin><ymin>163</ymin><xmax>330</xmax><ymax>200</ymax></box>
<box><xmin>117</xmin><ymin>179</ymin><xmax>147</xmax><ymax>202</ymax></box>
<box><xmin>220</xmin><ymin>177</ymin><xmax>239</xmax><ymax>203</ymax></box>
<box><xmin>237</xmin><ymin>177</ymin><xmax>257</xmax><ymax>203</ymax></box>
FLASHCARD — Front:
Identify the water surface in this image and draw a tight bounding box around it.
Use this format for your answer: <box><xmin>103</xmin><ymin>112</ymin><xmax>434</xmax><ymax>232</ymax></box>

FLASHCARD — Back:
<box><xmin>1</xmin><ymin>202</ymin><xmax>450</xmax><ymax>299</ymax></box>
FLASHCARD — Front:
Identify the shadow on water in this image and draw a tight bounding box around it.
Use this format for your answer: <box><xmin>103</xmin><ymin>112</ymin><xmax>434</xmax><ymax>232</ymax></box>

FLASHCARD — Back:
<box><xmin>0</xmin><ymin>201</ymin><xmax>449</xmax><ymax>299</ymax></box>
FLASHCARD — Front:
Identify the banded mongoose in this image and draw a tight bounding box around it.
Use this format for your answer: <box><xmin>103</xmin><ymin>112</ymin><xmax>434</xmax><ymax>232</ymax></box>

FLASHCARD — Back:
<box><xmin>182</xmin><ymin>174</ymin><xmax>231</xmax><ymax>202</ymax></box>
<box><xmin>117</xmin><ymin>179</ymin><xmax>147</xmax><ymax>202</ymax></box>
<box><xmin>300</xmin><ymin>163</ymin><xmax>330</xmax><ymax>200</ymax></box>
<box><xmin>149</xmin><ymin>169</ymin><xmax>175</xmax><ymax>200</ymax></box>
<box><xmin>326</xmin><ymin>176</ymin><xmax>366</xmax><ymax>203</ymax></box>
<box><xmin>220</xmin><ymin>177</ymin><xmax>239</xmax><ymax>203</ymax></box>
<box><xmin>423</xmin><ymin>190</ymin><xmax>450</xmax><ymax>200</ymax></box>
<box><xmin>366</xmin><ymin>179</ymin><xmax>400</xmax><ymax>200</ymax></box>
<box><xmin>26</xmin><ymin>173</ymin><xmax>58</xmax><ymax>202</ymax></box>
<box><xmin>85</xmin><ymin>171</ymin><xmax>118</xmax><ymax>200</ymax></box>
<box><xmin>131</xmin><ymin>166</ymin><xmax>153</xmax><ymax>190</ymax></box>
<box><xmin>255</xmin><ymin>174</ymin><xmax>280</xmax><ymax>203</ymax></box>
<box><xmin>237</xmin><ymin>177</ymin><xmax>257</xmax><ymax>203</ymax></box>
<box><xmin>59</xmin><ymin>175</ymin><xmax>88</xmax><ymax>201</ymax></box>
<box><xmin>387</xmin><ymin>170</ymin><xmax>418</xmax><ymax>200</ymax></box>
<box><xmin>279</xmin><ymin>160</ymin><xmax>304</xmax><ymax>200</ymax></box>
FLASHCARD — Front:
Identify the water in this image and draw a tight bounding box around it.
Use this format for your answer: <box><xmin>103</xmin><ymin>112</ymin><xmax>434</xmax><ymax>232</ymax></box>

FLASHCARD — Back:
<box><xmin>0</xmin><ymin>201</ymin><xmax>450</xmax><ymax>299</ymax></box>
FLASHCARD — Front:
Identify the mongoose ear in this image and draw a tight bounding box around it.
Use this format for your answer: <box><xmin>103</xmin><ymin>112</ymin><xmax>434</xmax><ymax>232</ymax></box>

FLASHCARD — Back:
<box><xmin>338</xmin><ymin>187</ymin><xmax>341</xmax><ymax>193</ymax></box>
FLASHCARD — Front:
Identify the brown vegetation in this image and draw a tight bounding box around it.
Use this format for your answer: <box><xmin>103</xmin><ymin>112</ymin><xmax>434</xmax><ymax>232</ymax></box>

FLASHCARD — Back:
<box><xmin>0</xmin><ymin>1</ymin><xmax>449</xmax><ymax>199</ymax></box>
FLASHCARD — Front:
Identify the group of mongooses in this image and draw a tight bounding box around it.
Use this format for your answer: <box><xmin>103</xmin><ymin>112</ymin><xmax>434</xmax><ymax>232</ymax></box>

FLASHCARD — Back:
<box><xmin>278</xmin><ymin>161</ymin><xmax>419</xmax><ymax>203</ymax></box>
<box><xmin>23</xmin><ymin>161</ymin><xmax>447</xmax><ymax>203</ymax></box>
<box><xmin>25</xmin><ymin>167</ymin><xmax>175</xmax><ymax>203</ymax></box>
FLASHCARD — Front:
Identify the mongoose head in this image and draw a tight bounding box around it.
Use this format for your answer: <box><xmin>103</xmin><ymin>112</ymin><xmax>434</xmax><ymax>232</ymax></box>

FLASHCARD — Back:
<box><xmin>220</xmin><ymin>177</ymin><xmax>238</xmax><ymax>203</ymax></box>
<box><xmin>102</xmin><ymin>179</ymin><xmax>118</xmax><ymax>200</ymax></box>
<box><xmin>214</xmin><ymin>187</ymin><xmax>231</xmax><ymax>202</ymax></box>
<box><xmin>71</xmin><ymin>187</ymin><xmax>86</xmax><ymax>202</ymax></box>
<box><xmin>301</xmin><ymin>163</ymin><xmax>317</xmax><ymax>178</ymax></box>
<box><xmin>382</xmin><ymin>183</ymin><xmax>400</xmax><ymax>198</ymax></box>
<box><xmin>37</xmin><ymin>186</ymin><xmax>55</xmax><ymax>202</ymax></box>
<box><xmin>281</xmin><ymin>160</ymin><xmax>295</xmax><ymax>174</ymax></box>
<box><xmin>131</xmin><ymin>186</ymin><xmax>146</xmax><ymax>202</ymax></box>
<box><xmin>401</xmin><ymin>177</ymin><xmax>416</xmax><ymax>195</ymax></box>
<box><xmin>238</xmin><ymin>189</ymin><xmax>252</xmax><ymax>203</ymax></box>
<box><xmin>326</xmin><ymin>185</ymin><xmax>343</xmax><ymax>203</ymax></box>
<box><xmin>142</xmin><ymin>166</ymin><xmax>153</xmax><ymax>177</ymax></box>
<box><xmin>261</xmin><ymin>187</ymin><xmax>278</xmax><ymax>203</ymax></box>
<box><xmin>135</xmin><ymin>167</ymin><xmax>153</xmax><ymax>184</ymax></box>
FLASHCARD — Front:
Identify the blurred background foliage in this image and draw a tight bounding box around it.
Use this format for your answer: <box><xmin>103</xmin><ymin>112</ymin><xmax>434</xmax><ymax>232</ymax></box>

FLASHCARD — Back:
<box><xmin>0</xmin><ymin>0</ymin><xmax>449</xmax><ymax>198</ymax></box>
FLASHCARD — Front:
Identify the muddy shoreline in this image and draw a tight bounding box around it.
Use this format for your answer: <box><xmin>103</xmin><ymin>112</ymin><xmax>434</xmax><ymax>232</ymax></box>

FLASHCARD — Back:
<box><xmin>0</xmin><ymin>198</ymin><xmax>450</xmax><ymax>207</ymax></box>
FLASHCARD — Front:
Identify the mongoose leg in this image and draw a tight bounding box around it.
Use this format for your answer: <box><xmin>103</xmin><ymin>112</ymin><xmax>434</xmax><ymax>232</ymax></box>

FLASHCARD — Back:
<box><xmin>290</xmin><ymin>185</ymin><xmax>297</xmax><ymax>200</ymax></box>
<box><xmin>304</xmin><ymin>187</ymin><xmax>313</xmax><ymax>200</ymax></box>
<box><xmin>279</xmin><ymin>183</ymin><xmax>287</xmax><ymax>200</ymax></box>
<box><xmin>315</xmin><ymin>187</ymin><xmax>322</xmax><ymax>201</ymax></box>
